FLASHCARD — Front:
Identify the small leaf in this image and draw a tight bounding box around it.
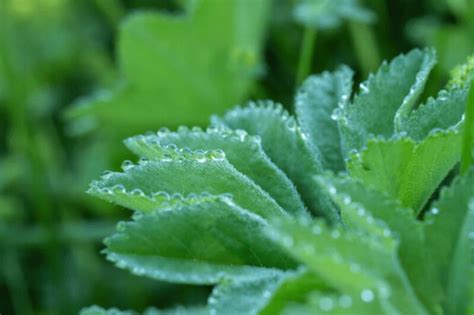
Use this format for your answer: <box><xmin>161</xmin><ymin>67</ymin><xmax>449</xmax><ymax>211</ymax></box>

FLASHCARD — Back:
<box><xmin>338</xmin><ymin>48</ymin><xmax>436</xmax><ymax>153</ymax></box>
<box><xmin>213</xmin><ymin>101</ymin><xmax>338</xmax><ymax>221</ymax></box>
<box><xmin>90</xmin><ymin>148</ymin><xmax>287</xmax><ymax>220</ymax></box>
<box><xmin>105</xmin><ymin>197</ymin><xmax>296</xmax><ymax>285</ymax></box>
<box><xmin>425</xmin><ymin>168</ymin><xmax>474</xmax><ymax>315</ymax></box>
<box><xmin>399</xmin><ymin>87</ymin><xmax>466</xmax><ymax>141</ymax></box>
<box><xmin>125</xmin><ymin>127</ymin><xmax>307</xmax><ymax>217</ymax></box>
<box><xmin>347</xmin><ymin>128</ymin><xmax>462</xmax><ymax>214</ymax></box>
<box><xmin>295</xmin><ymin>66</ymin><xmax>353</xmax><ymax>172</ymax></box>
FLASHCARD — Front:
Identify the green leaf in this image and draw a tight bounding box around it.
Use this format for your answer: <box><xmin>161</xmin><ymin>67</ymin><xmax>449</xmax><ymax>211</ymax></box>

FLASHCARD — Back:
<box><xmin>259</xmin><ymin>269</ymin><xmax>326</xmax><ymax>315</ymax></box>
<box><xmin>105</xmin><ymin>197</ymin><xmax>296</xmax><ymax>285</ymax></box>
<box><xmin>125</xmin><ymin>127</ymin><xmax>307</xmax><ymax>217</ymax></box>
<box><xmin>425</xmin><ymin>168</ymin><xmax>474</xmax><ymax>315</ymax></box>
<box><xmin>338</xmin><ymin>48</ymin><xmax>436</xmax><ymax>153</ymax></box>
<box><xmin>267</xmin><ymin>217</ymin><xmax>428</xmax><ymax>314</ymax></box>
<box><xmin>399</xmin><ymin>87</ymin><xmax>466</xmax><ymax>141</ymax></box>
<box><xmin>208</xmin><ymin>271</ymin><xmax>290</xmax><ymax>315</ymax></box>
<box><xmin>67</xmin><ymin>0</ymin><xmax>270</xmax><ymax>136</ymax></box>
<box><xmin>213</xmin><ymin>101</ymin><xmax>339</xmax><ymax>222</ymax></box>
<box><xmin>89</xmin><ymin>147</ymin><xmax>287</xmax><ymax>220</ymax></box>
<box><xmin>295</xmin><ymin>66</ymin><xmax>353</xmax><ymax>172</ymax></box>
<box><xmin>347</xmin><ymin>128</ymin><xmax>462</xmax><ymax>214</ymax></box>
<box><xmin>293</xmin><ymin>0</ymin><xmax>375</xmax><ymax>30</ymax></box>
<box><xmin>317</xmin><ymin>175</ymin><xmax>442</xmax><ymax>312</ymax></box>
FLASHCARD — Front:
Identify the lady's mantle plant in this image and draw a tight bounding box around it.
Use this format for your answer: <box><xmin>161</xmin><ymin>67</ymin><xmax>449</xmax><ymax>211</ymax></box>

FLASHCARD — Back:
<box><xmin>83</xmin><ymin>49</ymin><xmax>474</xmax><ymax>315</ymax></box>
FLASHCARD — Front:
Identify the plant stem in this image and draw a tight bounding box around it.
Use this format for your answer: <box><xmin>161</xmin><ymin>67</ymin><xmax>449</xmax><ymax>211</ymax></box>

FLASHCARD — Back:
<box><xmin>349</xmin><ymin>21</ymin><xmax>380</xmax><ymax>78</ymax></box>
<box><xmin>296</xmin><ymin>27</ymin><xmax>317</xmax><ymax>88</ymax></box>
<box><xmin>461</xmin><ymin>79</ymin><xmax>474</xmax><ymax>174</ymax></box>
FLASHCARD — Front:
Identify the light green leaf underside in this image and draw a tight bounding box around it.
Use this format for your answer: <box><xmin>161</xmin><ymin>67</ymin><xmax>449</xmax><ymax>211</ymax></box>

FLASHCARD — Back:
<box><xmin>125</xmin><ymin>127</ymin><xmax>307</xmax><ymax>217</ymax></box>
<box><xmin>338</xmin><ymin>48</ymin><xmax>436</xmax><ymax>153</ymax></box>
<box><xmin>90</xmin><ymin>148</ymin><xmax>287</xmax><ymax>220</ymax></box>
<box><xmin>67</xmin><ymin>0</ymin><xmax>270</xmax><ymax>135</ymax></box>
<box><xmin>318</xmin><ymin>175</ymin><xmax>442</xmax><ymax>313</ymax></box>
<box><xmin>425</xmin><ymin>168</ymin><xmax>474</xmax><ymax>315</ymax></box>
<box><xmin>213</xmin><ymin>101</ymin><xmax>339</xmax><ymax>222</ymax></box>
<box><xmin>295</xmin><ymin>66</ymin><xmax>353</xmax><ymax>172</ymax></box>
<box><xmin>267</xmin><ymin>217</ymin><xmax>428</xmax><ymax>314</ymax></box>
<box><xmin>294</xmin><ymin>0</ymin><xmax>375</xmax><ymax>30</ymax></box>
<box><xmin>347</xmin><ymin>128</ymin><xmax>462</xmax><ymax>214</ymax></box>
<box><xmin>400</xmin><ymin>87</ymin><xmax>467</xmax><ymax>141</ymax></box>
<box><xmin>105</xmin><ymin>198</ymin><xmax>296</xmax><ymax>285</ymax></box>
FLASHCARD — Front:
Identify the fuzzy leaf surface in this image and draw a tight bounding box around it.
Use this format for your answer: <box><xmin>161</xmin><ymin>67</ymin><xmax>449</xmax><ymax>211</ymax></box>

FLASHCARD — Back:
<box><xmin>338</xmin><ymin>48</ymin><xmax>436</xmax><ymax>153</ymax></box>
<box><xmin>425</xmin><ymin>168</ymin><xmax>474</xmax><ymax>315</ymax></box>
<box><xmin>105</xmin><ymin>198</ymin><xmax>296</xmax><ymax>285</ymax></box>
<box><xmin>125</xmin><ymin>127</ymin><xmax>307</xmax><ymax>217</ymax></box>
<box><xmin>295</xmin><ymin>66</ymin><xmax>353</xmax><ymax>172</ymax></box>
<box><xmin>213</xmin><ymin>101</ymin><xmax>338</xmax><ymax>221</ymax></box>
<box><xmin>347</xmin><ymin>129</ymin><xmax>462</xmax><ymax>214</ymax></box>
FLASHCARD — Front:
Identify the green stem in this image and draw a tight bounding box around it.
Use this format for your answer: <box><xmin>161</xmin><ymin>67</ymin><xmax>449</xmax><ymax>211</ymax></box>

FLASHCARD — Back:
<box><xmin>296</xmin><ymin>27</ymin><xmax>317</xmax><ymax>88</ymax></box>
<box><xmin>461</xmin><ymin>80</ymin><xmax>474</xmax><ymax>174</ymax></box>
<box><xmin>348</xmin><ymin>21</ymin><xmax>380</xmax><ymax>78</ymax></box>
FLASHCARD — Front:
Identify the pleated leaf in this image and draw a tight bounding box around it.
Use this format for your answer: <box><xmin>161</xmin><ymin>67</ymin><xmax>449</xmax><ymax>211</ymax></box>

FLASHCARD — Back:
<box><xmin>105</xmin><ymin>197</ymin><xmax>296</xmax><ymax>285</ymax></box>
<box><xmin>213</xmin><ymin>101</ymin><xmax>338</xmax><ymax>222</ymax></box>
<box><xmin>125</xmin><ymin>127</ymin><xmax>307</xmax><ymax>217</ymax></box>
<box><xmin>295</xmin><ymin>66</ymin><xmax>353</xmax><ymax>172</ymax></box>
<box><xmin>347</xmin><ymin>128</ymin><xmax>462</xmax><ymax>214</ymax></box>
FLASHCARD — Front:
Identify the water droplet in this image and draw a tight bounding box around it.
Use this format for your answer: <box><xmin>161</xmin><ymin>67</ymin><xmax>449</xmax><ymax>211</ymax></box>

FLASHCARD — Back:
<box><xmin>131</xmin><ymin>189</ymin><xmax>145</xmax><ymax>197</ymax></box>
<box><xmin>112</xmin><ymin>184</ymin><xmax>126</xmax><ymax>193</ymax></box>
<box><xmin>138</xmin><ymin>156</ymin><xmax>148</xmax><ymax>165</ymax></box>
<box><xmin>339</xmin><ymin>295</ymin><xmax>352</xmax><ymax>308</ymax></box>
<box><xmin>195</xmin><ymin>150</ymin><xmax>207</xmax><ymax>162</ymax></box>
<box><xmin>121</xmin><ymin>160</ymin><xmax>134</xmax><ymax>171</ymax></box>
<box><xmin>101</xmin><ymin>187</ymin><xmax>113</xmax><ymax>195</ymax></box>
<box><xmin>319</xmin><ymin>297</ymin><xmax>334</xmax><ymax>311</ymax></box>
<box><xmin>262</xmin><ymin>290</ymin><xmax>272</xmax><ymax>299</ymax></box>
<box><xmin>360</xmin><ymin>83</ymin><xmax>369</xmax><ymax>93</ymax></box>
<box><xmin>165</xmin><ymin>143</ymin><xmax>178</xmax><ymax>151</ymax></box>
<box><xmin>177</xmin><ymin>126</ymin><xmax>189</xmax><ymax>133</ymax></box>
<box><xmin>192</xmin><ymin>126</ymin><xmax>202</xmax><ymax>132</ymax></box>
<box><xmin>331</xmin><ymin>108</ymin><xmax>342</xmax><ymax>121</ymax></box>
<box><xmin>235</xmin><ymin>129</ymin><xmax>247</xmax><ymax>141</ymax></box>
<box><xmin>153</xmin><ymin>191</ymin><xmax>170</xmax><ymax>200</ymax></box>
<box><xmin>157</xmin><ymin>127</ymin><xmax>170</xmax><ymax>136</ymax></box>
<box><xmin>210</xmin><ymin>149</ymin><xmax>226</xmax><ymax>161</ymax></box>
<box><xmin>342</xmin><ymin>195</ymin><xmax>351</xmax><ymax>204</ymax></box>
<box><xmin>360</xmin><ymin>289</ymin><xmax>374</xmax><ymax>302</ymax></box>
<box><xmin>328</xmin><ymin>186</ymin><xmax>337</xmax><ymax>195</ymax></box>
<box><xmin>102</xmin><ymin>170</ymin><xmax>113</xmax><ymax>179</ymax></box>
<box><xmin>286</xmin><ymin>119</ymin><xmax>297</xmax><ymax>131</ymax></box>
<box><xmin>357</xmin><ymin>207</ymin><xmax>365</xmax><ymax>216</ymax></box>
<box><xmin>171</xmin><ymin>193</ymin><xmax>184</xmax><ymax>200</ymax></box>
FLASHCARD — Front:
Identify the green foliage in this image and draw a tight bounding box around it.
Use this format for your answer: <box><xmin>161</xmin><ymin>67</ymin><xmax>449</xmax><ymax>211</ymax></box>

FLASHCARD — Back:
<box><xmin>67</xmin><ymin>0</ymin><xmax>270</xmax><ymax>137</ymax></box>
<box><xmin>87</xmin><ymin>48</ymin><xmax>474</xmax><ymax>314</ymax></box>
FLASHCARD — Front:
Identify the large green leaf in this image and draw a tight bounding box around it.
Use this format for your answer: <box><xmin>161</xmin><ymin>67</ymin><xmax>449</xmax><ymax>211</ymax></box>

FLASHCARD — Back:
<box><xmin>89</xmin><ymin>147</ymin><xmax>287</xmax><ymax>220</ymax></box>
<box><xmin>125</xmin><ymin>127</ymin><xmax>307</xmax><ymax>217</ymax></box>
<box><xmin>295</xmin><ymin>66</ymin><xmax>353</xmax><ymax>172</ymax></box>
<box><xmin>105</xmin><ymin>197</ymin><xmax>296</xmax><ymax>285</ymax></box>
<box><xmin>338</xmin><ymin>48</ymin><xmax>436</xmax><ymax>153</ymax></box>
<box><xmin>317</xmin><ymin>175</ymin><xmax>442</xmax><ymax>313</ymax></box>
<box><xmin>267</xmin><ymin>217</ymin><xmax>428</xmax><ymax>314</ymax></box>
<box><xmin>213</xmin><ymin>101</ymin><xmax>339</xmax><ymax>222</ymax></box>
<box><xmin>347</xmin><ymin>128</ymin><xmax>462</xmax><ymax>214</ymax></box>
<box><xmin>425</xmin><ymin>168</ymin><xmax>474</xmax><ymax>315</ymax></box>
<box><xmin>67</xmin><ymin>0</ymin><xmax>270</xmax><ymax>136</ymax></box>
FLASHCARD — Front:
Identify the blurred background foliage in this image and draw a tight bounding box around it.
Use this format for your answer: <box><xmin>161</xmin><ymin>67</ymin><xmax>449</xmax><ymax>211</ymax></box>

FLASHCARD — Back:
<box><xmin>0</xmin><ymin>0</ymin><xmax>473</xmax><ymax>314</ymax></box>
